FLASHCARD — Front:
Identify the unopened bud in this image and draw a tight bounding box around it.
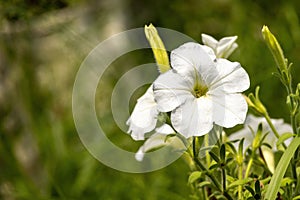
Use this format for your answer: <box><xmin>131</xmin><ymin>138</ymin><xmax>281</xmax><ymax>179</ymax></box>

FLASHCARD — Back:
<box><xmin>262</xmin><ymin>25</ymin><xmax>287</xmax><ymax>72</ymax></box>
<box><xmin>145</xmin><ymin>24</ymin><xmax>170</xmax><ymax>73</ymax></box>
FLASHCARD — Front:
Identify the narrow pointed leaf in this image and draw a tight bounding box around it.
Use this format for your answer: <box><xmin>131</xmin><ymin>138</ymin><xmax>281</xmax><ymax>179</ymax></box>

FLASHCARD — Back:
<box><xmin>265</xmin><ymin>137</ymin><xmax>300</xmax><ymax>200</ymax></box>
<box><xmin>188</xmin><ymin>171</ymin><xmax>202</xmax><ymax>184</ymax></box>
<box><xmin>227</xmin><ymin>178</ymin><xmax>253</xmax><ymax>189</ymax></box>
<box><xmin>276</xmin><ymin>132</ymin><xmax>294</xmax><ymax>147</ymax></box>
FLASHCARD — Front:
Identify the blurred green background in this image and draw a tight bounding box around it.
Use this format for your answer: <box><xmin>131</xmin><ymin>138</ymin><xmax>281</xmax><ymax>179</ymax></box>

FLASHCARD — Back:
<box><xmin>1</xmin><ymin>0</ymin><xmax>300</xmax><ymax>199</ymax></box>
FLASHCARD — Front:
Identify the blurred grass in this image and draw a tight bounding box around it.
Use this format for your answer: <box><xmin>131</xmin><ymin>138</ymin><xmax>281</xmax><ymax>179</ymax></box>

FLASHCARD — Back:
<box><xmin>0</xmin><ymin>0</ymin><xmax>300</xmax><ymax>199</ymax></box>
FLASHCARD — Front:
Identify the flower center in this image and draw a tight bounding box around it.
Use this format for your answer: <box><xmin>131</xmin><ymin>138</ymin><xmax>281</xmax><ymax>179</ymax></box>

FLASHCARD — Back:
<box><xmin>192</xmin><ymin>83</ymin><xmax>208</xmax><ymax>98</ymax></box>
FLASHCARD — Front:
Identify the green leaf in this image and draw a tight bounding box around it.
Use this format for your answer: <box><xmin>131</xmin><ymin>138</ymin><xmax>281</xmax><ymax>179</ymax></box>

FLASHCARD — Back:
<box><xmin>261</xmin><ymin>143</ymin><xmax>273</xmax><ymax>149</ymax></box>
<box><xmin>260</xmin><ymin>177</ymin><xmax>271</xmax><ymax>185</ymax></box>
<box><xmin>260</xmin><ymin>132</ymin><xmax>270</xmax><ymax>146</ymax></box>
<box><xmin>264</xmin><ymin>137</ymin><xmax>300</xmax><ymax>200</ymax></box>
<box><xmin>226</xmin><ymin>141</ymin><xmax>237</xmax><ymax>154</ymax></box>
<box><xmin>209</xmin><ymin>163</ymin><xmax>219</xmax><ymax>170</ymax></box>
<box><xmin>215</xmin><ymin>194</ymin><xmax>227</xmax><ymax>200</ymax></box>
<box><xmin>292</xmin><ymin>195</ymin><xmax>300</xmax><ymax>200</ymax></box>
<box><xmin>188</xmin><ymin>171</ymin><xmax>202</xmax><ymax>184</ymax></box>
<box><xmin>220</xmin><ymin>144</ymin><xmax>226</xmax><ymax>161</ymax></box>
<box><xmin>255</xmin><ymin>180</ymin><xmax>261</xmax><ymax>194</ymax></box>
<box><xmin>209</xmin><ymin>151</ymin><xmax>220</xmax><ymax>163</ymax></box>
<box><xmin>227</xmin><ymin>178</ymin><xmax>253</xmax><ymax>189</ymax></box>
<box><xmin>237</xmin><ymin>138</ymin><xmax>244</xmax><ymax>165</ymax></box>
<box><xmin>245</xmin><ymin>185</ymin><xmax>256</xmax><ymax>196</ymax></box>
<box><xmin>280</xmin><ymin>177</ymin><xmax>294</xmax><ymax>187</ymax></box>
<box><xmin>253</xmin><ymin>123</ymin><xmax>263</xmax><ymax>149</ymax></box>
<box><xmin>238</xmin><ymin>138</ymin><xmax>244</xmax><ymax>155</ymax></box>
<box><xmin>276</xmin><ymin>132</ymin><xmax>294</xmax><ymax>147</ymax></box>
<box><xmin>225</xmin><ymin>157</ymin><xmax>234</xmax><ymax>164</ymax></box>
<box><xmin>198</xmin><ymin>181</ymin><xmax>212</xmax><ymax>188</ymax></box>
<box><xmin>226</xmin><ymin>175</ymin><xmax>236</xmax><ymax>183</ymax></box>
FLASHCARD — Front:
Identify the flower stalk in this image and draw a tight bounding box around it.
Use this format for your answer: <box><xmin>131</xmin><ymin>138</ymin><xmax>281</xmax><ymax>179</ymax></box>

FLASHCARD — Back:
<box><xmin>191</xmin><ymin>147</ymin><xmax>222</xmax><ymax>192</ymax></box>
<box><xmin>237</xmin><ymin>139</ymin><xmax>244</xmax><ymax>200</ymax></box>
<box><xmin>262</xmin><ymin>25</ymin><xmax>300</xmax><ymax>200</ymax></box>
<box><xmin>262</xmin><ymin>25</ymin><xmax>299</xmax><ymax>136</ymax></box>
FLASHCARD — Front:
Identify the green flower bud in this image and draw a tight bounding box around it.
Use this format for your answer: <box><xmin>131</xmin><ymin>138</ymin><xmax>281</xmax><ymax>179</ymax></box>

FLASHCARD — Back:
<box><xmin>144</xmin><ymin>24</ymin><xmax>170</xmax><ymax>73</ymax></box>
<box><xmin>296</xmin><ymin>83</ymin><xmax>300</xmax><ymax>97</ymax></box>
<box><xmin>252</xmin><ymin>123</ymin><xmax>263</xmax><ymax>150</ymax></box>
<box><xmin>236</xmin><ymin>138</ymin><xmax>244</xmax><ymax>165</ymax></box>
<box><xmin>246</xmin><ymin>86</ymin><xmax>267</xmax><ymax>116</ymax></box>
<box><xmin>262</xmin><ymin>25</ymin><xmax>287</xmax><ymax>72</ymax></box>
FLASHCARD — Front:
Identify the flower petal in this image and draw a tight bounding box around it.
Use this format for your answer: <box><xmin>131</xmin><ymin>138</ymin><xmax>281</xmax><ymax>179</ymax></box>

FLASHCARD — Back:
<box><xmin>135</xmin><ymin>133</ymin><xmax>167</xmax><ymax>161</ymax></box>
<box><xmin>202</xmin><ymin>45</ymin><xmax>217</xmax><ymax>61</ymax></box>
<box><xmin>155</xmin><ymin>124</ymin><xmax>175</xmax><ymax>135</ymax></box>
<box><xmin>222</xmin><ymin>43</ymin><xmax>238</xmax><ymax>59</ymax></box>
<box><xmin>246</xmin><ymin>114</ymin><xmax>292</xmax><ymax>147</ymax></box>
<box><xmin>217</xmin><ymin>36</ymin><xmax>238</xmax><ymax>58</ymax></box>
<box><xmin>229</xmin><ymin>114</ymin><xmax>293</xmax><ymax>152</ymax></box>
<box><xmin>202</xmin><ymin>34</ymin><xmax>218</xmax><ymax>50</ymax></box>
<box><xmin>135</xmin><ymin>124</ymin><xmax>185</xmax><ymax>161</ymax></box>
<box><xmin>127</xmin><ymin>85</ymin><xmax>159</xmax><ymax>140</ymax></box>
<box><xmin>170</xmin><ymin>42</ymin><xmax>216</xmax><ymax>85</ymax></box>
<box><xmin>209</xmin><ymin>59</ymin><xmax>250</xmax><ymax>93</ymax></box>
<box><xmin>171</xmin><ymin>97</ymin><xmax>214</xmax><ymax>138</ymax></box>
<box><xmin>202</xmin><ymin>34</ymin><xmax>238</xmax><ymax>58</ymax></box>
<box><xmin>153</xmin><ymin>70</ymin><xmax>192</xmax><ymax>112</ymax></box>
<box><xmin>211</xmin><ymin>93</ymin><xmax>248</xmax><ymax>128</ymax></box>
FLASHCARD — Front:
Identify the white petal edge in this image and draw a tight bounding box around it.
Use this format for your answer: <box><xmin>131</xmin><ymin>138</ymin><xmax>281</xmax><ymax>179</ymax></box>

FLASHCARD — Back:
<box><xmin>134</xmin><ymin>125</ymin><xmax>185</xmax><ymax>162</ymax></box>
<box><xmin>135</xmin><ymin>133</ymin><xmax>167</xmax><ymax>161</ymax></box>
<box><xmin>155</xmin><ymin>124</ymin><xmax>175</xmax><ymax>135</ymax></box>
<box><xmin>209</xmin><ymin>58</ymin><xmax>250</xmax><ymax>93</ymax></box>
<box><xmin>170</xmin><ymin>42</ymin><xmax>216</xmax><ymax>83</ymax></box>
<box><xmin>217</xmin><ymin>36</ymin><xmax>238</xmax><ymax>58</ymax></box>
<box><xmin>201</xmin><ymin>34</ymin><xmax>218</xmax><ymax>50</ymax></box>
<box><xmin>127</xmin><ymin>85</ymin><xmax>159</xmax><ymax>140</ymax></box>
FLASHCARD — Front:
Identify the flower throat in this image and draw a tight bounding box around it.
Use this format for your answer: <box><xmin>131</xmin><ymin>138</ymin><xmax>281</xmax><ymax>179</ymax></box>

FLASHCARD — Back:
<box><xmin>192</xmin><ymin>83</ymin><xmax>208</xmax><ymax>98</ymax></box>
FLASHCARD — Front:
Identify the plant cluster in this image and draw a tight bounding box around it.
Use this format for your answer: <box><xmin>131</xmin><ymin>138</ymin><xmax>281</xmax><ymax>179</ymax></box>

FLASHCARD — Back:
<box><xmin>127</xmin><ymin>24</ymin><xmax>300</xmax><ymax>200</ymax></box>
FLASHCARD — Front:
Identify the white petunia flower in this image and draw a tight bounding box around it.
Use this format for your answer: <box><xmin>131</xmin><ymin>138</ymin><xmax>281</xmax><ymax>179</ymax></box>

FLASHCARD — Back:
<box><xmin>153</xmin><ymin>42</ymin><xmax>250</xmax><ymax>138</ymax></box>
<box><xmin>126</xmin><ymin>85</ymin><xmax>159</xmax><ymax>140</ymax></box>
<box><xmin>229</xmin><ymin>114</ymin><xmax>293</xmax><ymax>149</ymax></box>
<box><xmin>229</xmin><ymin>114</ymin><xmax>293</xmax><ymax>173</ymax></box>
<box><xmin>202</xmin><ymin>34</ymin><xmax>238</xmax><ymax>58</ymax></box>
<box><xmin>135</xmin><ymin>124</ymin><xmax>186</xmax><ymax>161</ymax></box>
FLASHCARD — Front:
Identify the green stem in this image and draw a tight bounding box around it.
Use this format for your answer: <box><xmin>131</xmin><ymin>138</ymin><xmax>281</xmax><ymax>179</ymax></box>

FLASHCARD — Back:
<box><xmin>221</xmin><ymin>167</ymin><xmax>226</xmax><ymax>192</ymax></box>
<box><xmin>245</xmin><ymin>154</ymin><xmax>253</xmax><ymax>178</ymax></box>
<box><xmin>294</xmin><ymin>170</ymin><xmax>300</xmax><ymax>196</ymax></box>
<box><xmin>264</xmin><ymin>113</ymin><xmax>287</xmax><ymax>149</ymax></box>
<box><xmin>201</xmin><ymin>187</ymin><xmax>208</xmax><ymax>199</ymax></box>
<box><xmin>238</xmin><ymin>163</ymin><xmax>243</xmax><ymax>200</ymax></box>
<box><xmin>190</xmin><ymin>139</ymin><xmax>222</xmax><ymax>192</ymax></box>
<box><xmin>291</xmin><ymin>112</ymin><xmax>298</xmax><ymax>136</ymax></box>
<box><xmin>205</xmin><ymin>134</ymin><xmax>211</xmax><ymax>167</ymax></box>
<box><xmin>193</xmin><ymin>156</ymin><xmax>222</xmax><ymax>191</ymax></box>
<box><xmin>193</xmin><ymin>138</ymin><xmax>197</xmax><ymax>159</ymax></box>
<box><xmin>284</xmin><ymin>78</ymin><xmax>298</xmax><ymax>136</ymax></box>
